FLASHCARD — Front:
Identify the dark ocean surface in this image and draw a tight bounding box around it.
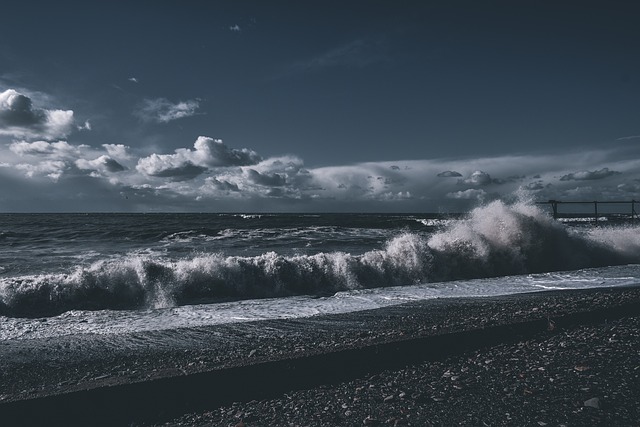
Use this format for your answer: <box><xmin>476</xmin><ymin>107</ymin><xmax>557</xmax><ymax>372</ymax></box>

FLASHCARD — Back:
<box><xmin>1</xmin><ymin>201</ymin><xmax>639</xmax><ymax>339</ymax></box>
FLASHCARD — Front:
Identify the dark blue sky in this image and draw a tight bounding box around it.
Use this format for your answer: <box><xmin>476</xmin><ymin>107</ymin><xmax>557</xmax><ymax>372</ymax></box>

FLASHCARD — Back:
<box><xmin>0</xmin><ymin>1</ymin><xmax>639</xmax><ymax>211</ymax></box>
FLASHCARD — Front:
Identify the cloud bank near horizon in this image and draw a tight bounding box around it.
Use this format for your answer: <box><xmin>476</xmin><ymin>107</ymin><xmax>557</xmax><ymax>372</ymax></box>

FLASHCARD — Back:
<box><xmin>0</xmin><ymin>131</ymin><xmax>638</xmax><ymax>212</ymax></box>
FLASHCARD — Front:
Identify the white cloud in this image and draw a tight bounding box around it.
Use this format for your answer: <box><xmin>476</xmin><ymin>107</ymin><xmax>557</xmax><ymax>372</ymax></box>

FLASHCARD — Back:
<box><xmin>135</xmin><ymin>98</ymin><xmax>200</xmax><ymax>123</ymax></box>
<box><xmin>102</xmin><ymin>144</ymin><xmax>132</xmax><ymax>160</ymax></box>
<box><xmin>229</xmin><ymin>24</ymin><xmax>241</xmax><ymax>32</ymax></box>
<box><xmin>245</xmin><ymin>169</ymin><xmax>286</xmax><ymax>186</ymax></box>
<box><xmin>463</xmin><ymin>170</ymin><xmax>492</xmax><ymax>186</ymax></box>
<box><xmin>447</xmin><ymin>189</ymin><xmax>487</xmax><ymax>200</ymax></box>
<box><xmin>0</xmin><ymin>89</ymin><xmax>75</xmax><ymax>140</ymax></box>
<box><xmin>379</xmin><ymin>191</ymin><xmax>412</xmax><ymax>200</ymax></box>
<box><xmin>136</xmin><ymin>155</ymin><xmax>206</xmax><ymax>180</ymax></box>
<box><xmin>10</xmin><ymin>140</ymin><xmax>82</xmax><ymax>157</ymax></box>
<box><xmin>75</xmin><ymin>155</ymin><xmax>126</xmax><ymax>174</ymax></box>
<box><xmin>77</xmin><ymin>120</ymin><xmax>91</xmax><ymax>131</ymax></box>
<box><xmin>5</xmin><ymin>139</ymin><xmax>130</xmax><ymax>182</ymax></box>
<box><xmin>0</xmin><ymin>90</ymin><xmax>41</xmax><ymax>126</ymax></box>
<box><xmin>15</xmin><ymin>160</ymin><xmax>67</xmax><ymax>181</ymax></box>
<box><xmin>205</xmin><ymin>177</ymin><xmax>240</xmax><ymax>192</ymax></box>
<box><xmin>192</xmin><ymin>136</ymin><xmax>261</xmax><ymax>167</ymax></box>
<box><xmin>560</xmin><ymin>167</ymin><xmax>621</xmax><ymax>181</ymax></box>
<box><xmin>136</xmin><ymin>136</ymin><xmax>261</xmax><ymax>180</ymax></box>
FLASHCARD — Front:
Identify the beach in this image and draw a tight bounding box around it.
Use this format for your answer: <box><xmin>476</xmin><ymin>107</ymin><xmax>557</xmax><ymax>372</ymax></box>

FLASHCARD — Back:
<box><xmin>1</xmin><ymin>286</ymin><xmax>639</xmax><ymax>426</ymax></box>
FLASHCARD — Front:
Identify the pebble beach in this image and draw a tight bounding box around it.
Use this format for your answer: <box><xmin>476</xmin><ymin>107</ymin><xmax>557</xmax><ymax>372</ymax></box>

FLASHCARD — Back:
<box><xmin>1</xmin><ymin>286</ymin><xmax>639</xmax><ymax>426</ymax></box>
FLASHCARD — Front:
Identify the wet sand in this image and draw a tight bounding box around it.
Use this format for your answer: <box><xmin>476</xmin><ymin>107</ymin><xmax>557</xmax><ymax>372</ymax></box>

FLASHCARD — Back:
<box><xmin>1</xmin><ymin>286</ymin><xmax>639</xmax><ymax>426</ymax></box>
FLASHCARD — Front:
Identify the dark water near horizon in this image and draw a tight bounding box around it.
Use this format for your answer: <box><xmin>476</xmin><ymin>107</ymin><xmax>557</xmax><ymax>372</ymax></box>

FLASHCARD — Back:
<box><xmin>1</xmin><ymin>201</ymin><xmax>640</xmax><ymax>339</ymax></box>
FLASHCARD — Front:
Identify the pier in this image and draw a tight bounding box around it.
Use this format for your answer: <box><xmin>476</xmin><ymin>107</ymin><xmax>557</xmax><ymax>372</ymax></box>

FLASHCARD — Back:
<box><xmin>536</xmin><ymin>200</ymin><xmax>639</xmax><ymax>224</ymax></box>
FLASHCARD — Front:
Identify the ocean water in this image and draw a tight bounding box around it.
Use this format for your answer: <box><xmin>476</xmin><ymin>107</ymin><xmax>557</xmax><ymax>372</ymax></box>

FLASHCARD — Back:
<box><xmin>1</xmin><ymin>200</ymin><xmax>640</xmax><ymax>340</ymax></box>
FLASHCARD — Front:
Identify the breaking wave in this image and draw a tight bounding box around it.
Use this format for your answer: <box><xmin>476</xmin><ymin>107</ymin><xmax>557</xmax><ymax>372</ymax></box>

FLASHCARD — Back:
<box><xmin>1</xmin><ymin>200</ymin><xmax>639</xmax><ymax>317</ymax></box>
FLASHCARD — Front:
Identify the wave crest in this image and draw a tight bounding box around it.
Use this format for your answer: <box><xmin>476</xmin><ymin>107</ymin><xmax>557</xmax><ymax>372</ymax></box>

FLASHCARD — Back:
<box><xmin>2</xmin><ymin>201</ymin><xmax>639</xmax><ymax>317</ymax></box>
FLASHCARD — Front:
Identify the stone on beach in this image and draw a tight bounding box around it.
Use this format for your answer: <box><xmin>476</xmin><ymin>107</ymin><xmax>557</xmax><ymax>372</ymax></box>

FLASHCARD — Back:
<box><xmin>584</xmin><ymin>397</ymin><xmax>601</xmax><ymax>409</ymax></box>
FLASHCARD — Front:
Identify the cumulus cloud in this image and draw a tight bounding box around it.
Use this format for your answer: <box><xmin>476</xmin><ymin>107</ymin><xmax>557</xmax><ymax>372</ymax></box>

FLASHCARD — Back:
<box><xmin>10</xmin><ymin>140</ymin><xmax>83</xmax><ymax>157</ymax></box>
<box><xmin>192</xmin><ymin>136</ymin><xmax>261</xmax><ymax>167</ymax></box>
<box><xmin>245</xmin><ymin>169</ymin><xmax>286</xmax><ymax>186</ymax></box>
<box><xmin>135</xmin><ymin>98</ymin><xmax>200</xmax><ymax>123</ymax></box>
<box><xmin>136</xmin><ymin>137</ymin><xmax>261</xmax><ymax>180</ymax></box>
<box><xmin>206</xmin><ymin>177</ymin><xmax>239</xmax><ymax>192</ymax></box>
<box><xmin>75</xmin><ymin>155</ymin><xmax>126</xmax><ymax>174</ymax></box>
<box><xmin>463</xmin><ymin>170</ymin><xmax>492</xmax><ymax>186</ymax></box>
<box><xmin>559</xmin><ymin>167</ymin><xmax>621</xmax><ymax>181</ymax></box>
<box><xmin>136</xmin><ymin>156</ymin><xmax>206</xmax><ymax>180</ymax></box>
<box><xmin>446</xmin><ymin>189</ymin><xmax>487</xmax><ymax>200</ymax></box>
<box><xmin>245</xmin><ymin>156</ymin><xmax>314</xmax><ymax>195</ymax></box>
<box><xmin>15</xmin><ymin>160</ymin><xmax>67</xmax><ymax>181</ymax></box>
<box><xmin>0</xmin><ymin>89</ymin><xmax>74</xmax><ymax>139</ymax></box>
<box><xmin>5</xmin><ymin>139</ymin><xmax>131</xmax><ymax>182</ymax></box>
<box><xmin>102</xmin><ymin>144</ymin><xmax>132</xmax><ymax>160</ymax></box>
<box><xmin>379</xmin><ymin>191</ymin><xmax>412</xmax><ymax>200</ymax></box>
<box><xmin>437</xmin><ymin>170</ymin><xmax>462</xmax><ymax>178</ymax></box>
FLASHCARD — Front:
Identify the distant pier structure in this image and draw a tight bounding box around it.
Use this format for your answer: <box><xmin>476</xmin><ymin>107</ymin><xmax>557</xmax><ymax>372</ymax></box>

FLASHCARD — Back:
<box><xmin>537</xmin><ymin>200</ymin><xmax>639</xmax><ymax>224</ymax></box>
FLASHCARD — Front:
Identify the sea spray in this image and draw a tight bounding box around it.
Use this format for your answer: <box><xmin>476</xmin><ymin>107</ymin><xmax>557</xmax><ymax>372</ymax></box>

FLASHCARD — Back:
<box><xmin>1</xmin><ymin>201</ymin><xmax>640</xmax><ymax>317</ymax></box>
<box><xmin>426</xmin><ymin>200</ymin><xmax>637</xmax><ymax>280</ymax></box>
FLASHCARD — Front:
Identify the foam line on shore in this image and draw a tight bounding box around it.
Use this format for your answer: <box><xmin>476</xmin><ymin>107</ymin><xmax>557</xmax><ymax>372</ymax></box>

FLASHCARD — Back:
<box><xmin>2</xmin><ymin>289</ymin><xmax>640</xmax><ymax>426</ymax></box>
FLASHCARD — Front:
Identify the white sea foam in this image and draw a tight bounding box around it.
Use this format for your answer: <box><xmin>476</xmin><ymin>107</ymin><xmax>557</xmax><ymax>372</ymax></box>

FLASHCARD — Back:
<box><xmin>2</xmin><ymin>264</ymin><xmax>639</xmax><ymax>340</ymax></box>
<box><xmin>237</xmin><ymin>214</ymin><xmax>263</xmax><ymax>219</ymax></box>
<box><xmin>414</xmin><ymin>218</ymin><xmax>454</xmax><ymax>227</ymax></box>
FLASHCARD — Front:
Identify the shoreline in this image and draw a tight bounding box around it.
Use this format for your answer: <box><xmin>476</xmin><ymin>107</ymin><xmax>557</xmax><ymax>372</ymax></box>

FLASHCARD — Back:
<box><xmin>1</xmin><ymin>286</ymin><xmax>639</xmax><ymax>425</ymax></box>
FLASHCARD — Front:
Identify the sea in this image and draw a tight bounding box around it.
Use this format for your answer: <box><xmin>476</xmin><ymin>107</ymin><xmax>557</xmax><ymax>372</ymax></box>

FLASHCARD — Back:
<box><xmin>1</xmin><ymin>200</ymin><xmax>640</xmax><ymax>341</ymax></box>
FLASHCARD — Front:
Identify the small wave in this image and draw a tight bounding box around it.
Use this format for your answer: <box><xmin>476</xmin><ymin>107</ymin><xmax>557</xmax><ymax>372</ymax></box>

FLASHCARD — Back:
<box><xmin>1</xmin><ymin>200</ymin><xmax>639</xmax><ymax>317</ymax></box>
<box><xmin>558</xmin><ymin>217</ymin><xmax>609</xmax><ymax>223</ymax></box>
<box><xmin>414</xmin><ymin>218</ymin><xmax>454</xmax><ymax>227</ymax></box>
<box><xmin>161</xmin><ymin>231</ymin><xmax>217</xmax><ymax>244</ymax></box>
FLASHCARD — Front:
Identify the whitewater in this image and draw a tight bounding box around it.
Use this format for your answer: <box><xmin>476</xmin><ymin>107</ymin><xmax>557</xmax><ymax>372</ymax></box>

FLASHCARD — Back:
<box><xmin>2</xmin><ymin>200</ymin><xmax>640</xmax><ymax>340</ymax></box>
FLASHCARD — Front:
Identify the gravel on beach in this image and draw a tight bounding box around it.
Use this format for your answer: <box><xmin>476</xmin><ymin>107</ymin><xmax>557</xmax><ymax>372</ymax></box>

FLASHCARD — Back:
<box><xmin>161</xmin><ymin>315</ymin><xmax>639</xmax><ymax>427</ymax></box>
<box><xmin>1</xmin><ymin>287</ymin><xmax>639</xmax><ymax>426</ymax></box>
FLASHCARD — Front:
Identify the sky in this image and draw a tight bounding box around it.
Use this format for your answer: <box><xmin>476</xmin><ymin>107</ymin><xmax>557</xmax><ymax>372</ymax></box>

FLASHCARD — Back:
<box><xmin>0</xmin><ymin>0</ymin><xmax>639</xmax><ymax>212</ymax></box>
